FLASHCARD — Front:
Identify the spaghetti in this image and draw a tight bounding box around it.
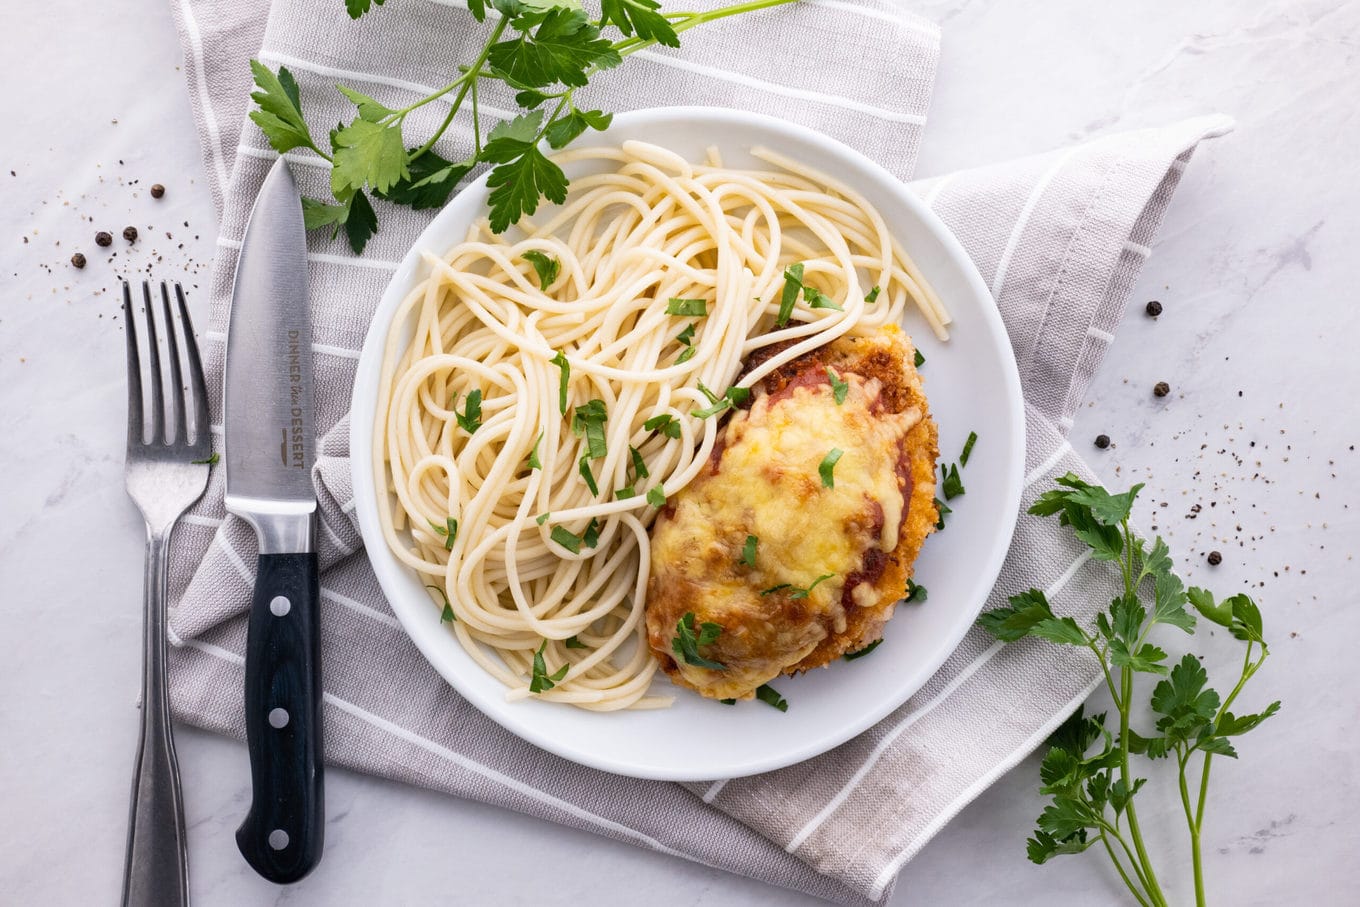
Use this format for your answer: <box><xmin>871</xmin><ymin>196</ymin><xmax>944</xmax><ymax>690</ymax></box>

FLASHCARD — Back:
<box><xmin>374</xmin><ymin>140</ymin><xmax>950</xmax><ymax>710</ymax></box>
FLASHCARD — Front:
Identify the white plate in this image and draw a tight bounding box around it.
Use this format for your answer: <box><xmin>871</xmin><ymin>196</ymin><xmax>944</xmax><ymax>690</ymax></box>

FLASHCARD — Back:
<box><xmin>351</xmin><ymin>106</ymin><xmax>1024</xmax><ymax>782</ymax></box>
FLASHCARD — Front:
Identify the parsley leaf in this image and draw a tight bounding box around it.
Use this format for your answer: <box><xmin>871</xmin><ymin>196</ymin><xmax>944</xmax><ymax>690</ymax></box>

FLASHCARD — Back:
<box><xmin>755</xmin><ymin>684</ymin><xmax>788</xmax><ymax>712</ymax></box>
<box><xmin>550</xmin><ymin>350</ymin><xmax>570</xmax><ymax>414</ymax></box>
<box><xmin>777</xmin><ymin>263</ymin><xmax>804</xmax><ymax>327</ymax></box>
<box><xmin>191</xmin><ymin>452</ymin><xmax>220</xmax><ymax>465</ymax></box>
<box><xmin>523</xmin><ymin>249</ymin><xmax>560</xmax><ymax>286</ymax></box>
<box><xmin>644</xmin><ymin>413</ymin><xmax>681</xmax><ymax>439</ymax></box>
<box><xmin>914</xmin><ymin>348</ymin><xmax>925</xmax><ymax>368</ymax></box>
<box><xmin>488</xmin><ymin>8</ymin><xmax>618</xmax><ymax>89</ymax></box>
<box><xmin>865</xmin><ymin>285</ymin><xmax>881</xmax><ymax>303</ymax></box>
<box><xmin>646</xmin><ymin>485</ymin><xmax>666</xmax><ymax>508</ymax></box>
<box><xmin>803</xmin><ymin>286</ymin><xmax>842</xmax><ymax>310</ymax></box>
<box><xmin>671</xmin><ymin>612</ymin><xmax>725</xmax><ymax>670</ymax></box>
<box><xmin>960</xmin><ymin>431</ymin><xmax>978</xmax><ymax>467</ymax></box>
<box><xmin>425</xmin><ymin>584</ymin><xmax>456</xmax><ymax>622</ymax></box>
<box><xmin>248</xmin><ymin>62</ymin><xmax>320</xmax><ymax>156</ymax></box>
<box><xmin>600</xmin><ymin>0</ymin><xmax>680</xmax><ymax>47</ymax></box>
<box><xmin>934</xmin><ymin>496</ymin><xmax>951</xmax><ymax>530</ymax></box>
<box><xmin>536</xmin><ymin>512</ymin><xmax>551</xmax><ymax>525</ymax></box>
<box><xmin>550</xmin><ymin>524</ymin><xmax>582</xmax><ymax>554</ymax></box>
<box><xmin>629</xmin><ymin>445</ymin><xmax>649</xmax><ymax>480</ymax></box>
<box><xmin>454</xmin><ymin>389</ymin><xmax>483</xmax><ymax>434</ymax></box>
<box><xmin>571</xmin><ymin>399</ymin><xmax>608</xmax><ymax>459</ymax></box>
<box><xmin>740</xmin><ymin>534</ymin><xmax>758</xmax><ymax>568</ymax></box>
<box><xmin>675</xmin><ymin>322</ymin><xmax>696</xmax><ymax>346</ymax></box>
<box><xmin>544</xmin><ymin>106</ymin><xmax>613</xmax><ymax>149</ymax></box>
<box><xmin>666</xmin><ymin>297</ymin><xmax>708</xmax><ymax>317</ymax></box>
<box><xmin>578</xmin><ymin>455</ymin><xmax>599</xmax><ymax>495</ymax></box>
<box><xmin>789</xmin><ymin>574</ymin><xmax>834</xmax><ymax>599</ymax></box>
<box><xmin>819</xmin><ymin>448</ymin><xmax>843</xmax><ymax>488</ymax></box>
<box><xmin>564</xmin><ymin>635</ymin><xmax>588</xmax><ymax>649</ymax></box>
<box><xmin>330</xmin><ymin>118</ymin><xmax>409</xmax><ymax>197</ymax></box>
<box><xmin>529</xmin><ymin>640</ymin><xmax>570</xmax><ymax>693</ymax></box>
<box><xmin>526</xmin><ymin>430</ymin><xmax>543</xmax><ymax>469</ymax></box>
<box><xmin>336</xmin><ymin>83</ymin><xmax>394</xmax><ymax>122</ymax></box>
<box><xmin>486</xmin><ymin>146</ymin><xmax>569</xmax><ymax>233</ymax></box>
<box><xmin>843</xmin><ymin>639</ymin><xmax>882</xmax><ymax>661</ymax></box>
<box><xmin>582</xmin><ymin>517</ymin><xmax>601</xmax><ymax>548</ymax></box>
<box><xmin>904</xmin><ymin>578</ymin><xmax>927</xmax><ymax>603</ymax></box>
<box><xmin>826</xmin><ymin>367</ymin><xmax>849</xmax><ymax>404</ymax></box>
<box><xmin>430</xmin><ymin>517</ymin><xmax>459</xmax><ymax>551</ymax></box>
<box><xmin>344</xmin><ymin>0</ymin><xmax>387</xmax><ymax>18</ymax></box>
<box><xmin>941</xmin><ymin>462</ymin><xmax>965</xmax><ymax>499</ymax></box>
<box><xmin>377</xmin><ymin>149</ymin><xmax>472</xmax><ymax>211</ymax></box>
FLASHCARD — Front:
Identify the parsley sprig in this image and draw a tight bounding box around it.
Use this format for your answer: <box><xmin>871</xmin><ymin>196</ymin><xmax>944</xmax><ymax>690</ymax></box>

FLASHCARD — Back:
<box><xmin>247</xmin><ymin>0</ymin><xmax>798</xmax><ymax>253</ymax></box>
<box><xmin>978</xmin><ymin>475</ymin><xmax>1279</xmax><ymax>907</ymax></box>
<box><xmin>672</xmin><ymin>612</ymin><xmax>725</xmax><ymax>670</ymax></box>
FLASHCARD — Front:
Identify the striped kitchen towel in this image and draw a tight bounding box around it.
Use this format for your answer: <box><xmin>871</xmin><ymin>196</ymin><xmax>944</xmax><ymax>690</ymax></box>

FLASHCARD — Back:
<box><xmin>163</xmin><ymin>0</ymin><xmax>1230</xmax><ymax>901</ymax></box>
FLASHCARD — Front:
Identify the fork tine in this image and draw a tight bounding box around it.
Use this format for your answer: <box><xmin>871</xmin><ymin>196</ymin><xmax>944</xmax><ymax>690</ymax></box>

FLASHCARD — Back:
<box><xmin>174</xmin><ymin>283</ymin><xmax>211</xmax><ymax>448</ymax></box>
<box><xmin>122</xmin><ymin>281</ymin><xmax>144</xmax><ymax>448</ymax></box>
<box><xmin>141</xmin><ymin>281</ymin><xmax>166</xmax><ymax>444</ymax></box>
<box><xmin>160</xmin><ymin>282</ymin><xmax>187</xmax><ymax>444</ymax></box>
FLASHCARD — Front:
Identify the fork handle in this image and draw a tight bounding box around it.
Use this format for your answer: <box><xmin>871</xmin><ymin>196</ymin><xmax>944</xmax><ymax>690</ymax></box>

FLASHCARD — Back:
<box><xmin>122</xmin><ymin>531</ymin><xmax>190</xmax><ymax>907</ymax></box>
<box><xmin>236</xmin><ymin>551</ymin><xmax>325</xmax><ymax>883</ymax></box>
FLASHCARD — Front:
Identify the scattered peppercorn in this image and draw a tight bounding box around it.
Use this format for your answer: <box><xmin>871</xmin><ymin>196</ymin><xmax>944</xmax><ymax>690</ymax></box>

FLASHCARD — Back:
<box><xmin>123</xmin><ymin>226</ymin><xmax>139</xmax><ymax>243</ymax></box>
<box><xmin>70</xmin><ymin>252</ymin><xmax>87</xmax><ymax>269</ymax></box>
<box><xmin>1146</xmin><ymin>300</ymin><xmax>1163</xmax><ymax>317</ymax></box>
<box><xmin>1154</xmin><ymin>381</ymin><xmax>1170</xmax><ymax>397</ymax></box>
<box><xmin>1095</xmin><ymin>434</ymin><xmax>1111</xmax><ymax>449</ymax></box>
<box><xmin>1207</xmin><ymin>550</ymin><xmax>1222</xmax><ymax>566</ymax></box>
<box><xmin>95</xmin><ymin>231</ymin><xmax>113</xmax><ymax>247</ymax></box>
<box><xmin>150</xmin><ymin>183</ymin><xmax>165</xmax><ymax>199</ymax></box>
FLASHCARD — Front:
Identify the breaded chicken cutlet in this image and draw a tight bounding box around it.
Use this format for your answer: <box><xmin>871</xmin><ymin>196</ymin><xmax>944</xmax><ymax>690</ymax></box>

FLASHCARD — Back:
<box><xmin>645</xmin><ymin>325</ymin><xmax>939</xmax><ymax>701</ymax></box>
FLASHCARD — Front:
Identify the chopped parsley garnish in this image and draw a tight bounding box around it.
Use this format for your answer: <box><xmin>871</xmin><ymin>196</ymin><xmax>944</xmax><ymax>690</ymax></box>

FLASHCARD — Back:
<box><xmin>571</xmin><ymin>399</ymin><xmax>608</xmax><ymax>459</ymax></box>
<box><xmin>454</xmin><ymin>389</ymin><xmax>482</xmax><ymax>434</ymax></box>
<box><xmin>191</xmin><ymin>452</ymin><xmax>220</xmax><ymax>465</ymax></box>
<box><xmin>941</xmin><ymin>462</ymin><xmax>966</xmax><ymax>500</ymax></box>
<box><xmin>665</xmin><ymin>297</ymin><xmax>708</xmax><ymax>317</ymax></box>
<box><xmin>550</xmin><ymin>350</ymin><xmax>570</xmax><ymax>415</ymax></box>
<box><xmin>578</xmin><ymin>455</ymin><xmax>599</xmax><ymax>495</ymax></box>
<box><xmin>522</xmin><ymin>249</ymin><xmax>559</xmax><ymax>287</ymax></box>
<box><xmin>843</xmin><ymin>639</ymin><xmax>882</xmax><ymax>661</ymax></box>
<box><xmin>755</xmin><ymin>683</ymin><xmax>788</xmax><ymax>712</ymax></box>
<box><xmin>803</xmin><ymin>286</ymin><xmax>842</xmax><ymax>311</ymax></box>
<box><xmin>692</xmin><ymin>383</ymin><xmax>751</xmax><ymax>419</ymax></box>
<box><xmin>819</xmin><ymin>448</ymin><xmax>844</xmax><ymax>488</ymax></box>
<box><xmin>536</xmin><ymin>512</ymin><xmax>551</xmax><ymax>525</ymax></box>
<box><xmin>676</xmin><ymin>346</ymin><xmax>697</xmax><ymax>364</ymax></box>
<box><xmin>430</xmin><ymin>517</ymin><xmax>458</xmax><ymax>550</ymax></box>
<box><xmin>671</xmin><ymin>612</ymin><xmax>725</xmax><ymax>670</ymax></box>
<box><xmin>826</xmin><ymin>367</ymin><xmax>849</xmax><ymax>405</ymax></box>
<box><xmin>960</xmin><ymin>431</ymin><xmax>978</xmax><ymax>467</ymax></box>
<box><xmin>526</xmin><ymin>430</ymin><xmax>543</xmax><ymax>470</ymax></box>
<box><xmin>914</xmin><ymin>348</ymin><xmax>925</xmax><ymax>368</ymax></box>
<box><xmin>425</xmin><ymin>584</ymin><xmax>456</xmax><ymax>623</ymax></box>
<box><xmin>615</xmin><ymin>485</ymin><xmax>637</xmax><ymax>499</ymax></box>
<box><xmin>629</xmin><ymin>445</ymin><xmax>649</xmax><ymax>480</ymax></box>
<box><xmin>644</xmin><ymin>413</ymin><xmax>682</xmax><ymax>439</ymax></box>
<box><xmin>529</xmin><ymin>640</ymin><xmax>569</xmax><ymax>693</ymax></box>
<box><xmin>550</xmin><ymin>524</ymin><xmax>583</xmax><ymax>554</ymax></box>
<box><xmin>582</xmin><ymin>517</ymin><xmax>601</xmax><ymax>549</ymax></box>
<box><xmin>905</xmin><ymin>578</ymin><xmax>927</xmax><ymax>603</ymax></box>
<box><xmin>719</xmin><ymin>698</ymin><xmax>737</xmax><ymax>705</ymax></box>
<box><xmin>760</xmin><ymin>583</ymin><xmax>792</xmax><ymax>596</ymax></box>
<box><xmin>778</xmin><ymin>262</ymin><xmax>804</xmax><ymax>327</ymax></box>
<box><xmin>564</xmin><ymin>635</ymin><xmax>587</xmax><ymax>649</ymax></box>
<box><xmin>675</xmin><ymin>322</ymin><xmax>696</xmax><ymax>346</ymax></box>
<box><xmin>646</xmin><ymin>485</ymin><xmax>666</xmax><ymax>508</ymax></box>
<box><xmin>740</xmin><ymin>534</ymin><xmax>758</xmax><ymax>568</ymax></box>
<box><xmin>790</xmin><ymin>573</ymin><xmax>835</xmax><ymax>599</ymax></box>
<box><xmin>865</xmin><ymin>285</ymin><xmax>881</xmax><ymax>304</ymax></box>
<box><xmin>934</xmin><ymin>496</ymin><xmax>952</xmax><ymax>530</ymax></box>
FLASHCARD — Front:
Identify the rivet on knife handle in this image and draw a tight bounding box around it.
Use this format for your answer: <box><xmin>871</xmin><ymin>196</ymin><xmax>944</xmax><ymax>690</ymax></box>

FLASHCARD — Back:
<box><xmin>235</xmin><ymin>548</ymin><xmax>325</xmax><ymax>883</ymax></box>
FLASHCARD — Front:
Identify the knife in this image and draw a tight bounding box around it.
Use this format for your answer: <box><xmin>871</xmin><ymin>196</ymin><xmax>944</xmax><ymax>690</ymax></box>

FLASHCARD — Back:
<box><xmin>223</xmin><ymin>157</ymin><xmax>325</xmax><ymax>884</ymax></box>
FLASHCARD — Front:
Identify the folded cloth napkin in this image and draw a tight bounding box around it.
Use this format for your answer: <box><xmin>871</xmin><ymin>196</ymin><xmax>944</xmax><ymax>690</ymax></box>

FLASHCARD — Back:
<box><xmin>165</xmin><ymin>0</ymin><xmax>1231</xmax><ymax>901</ymax></box>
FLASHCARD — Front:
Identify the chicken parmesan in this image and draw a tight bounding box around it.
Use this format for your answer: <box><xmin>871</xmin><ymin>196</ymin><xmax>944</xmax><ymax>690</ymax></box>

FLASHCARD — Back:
<box><xmin>645</xmin><ymin>325</ymin><xmax>939</xmax><ymax>701</ymax></box>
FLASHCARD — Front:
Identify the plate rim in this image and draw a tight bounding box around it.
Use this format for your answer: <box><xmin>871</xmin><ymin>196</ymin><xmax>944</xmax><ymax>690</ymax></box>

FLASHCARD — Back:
<box><xmin>349</xmin><ymin>105</ymin><xmax>1025</xmax><ymax>781</ymax></box>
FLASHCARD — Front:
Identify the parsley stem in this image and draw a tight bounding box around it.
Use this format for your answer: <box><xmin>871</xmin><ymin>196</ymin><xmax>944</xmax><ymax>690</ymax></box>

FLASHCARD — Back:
<box><xmin>611</xmin><ymin>0</ymin><xmax>800</xmax><ymax>60</ymax></box>
<box><xmin>1099</xmin><ymin>829</ymin><xmax>1153</xmax><ymax>907</ymax></box>
<box><xmin>1119</xmin><ymin>668</ymin><xmax>1168</xmax><ymax>907</ymax></box>
<box><xmin>412</xmin><ymin>17</ymin><xmax>509</xmax><ymax>161</ymax></box>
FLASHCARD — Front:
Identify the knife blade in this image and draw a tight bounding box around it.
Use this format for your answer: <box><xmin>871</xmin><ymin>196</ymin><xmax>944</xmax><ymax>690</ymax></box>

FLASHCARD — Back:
<box><xmin>223</xmin><ymin>157</ymin><xmax>325</xmax><ymax>885</ymax></box>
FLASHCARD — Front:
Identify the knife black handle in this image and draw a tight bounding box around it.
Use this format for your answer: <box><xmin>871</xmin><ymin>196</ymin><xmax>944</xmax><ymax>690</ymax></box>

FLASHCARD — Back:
<box><xmin>236</xmin><ymin>552</ymin><xmax>325</xmax><ymax>884</ymax></box>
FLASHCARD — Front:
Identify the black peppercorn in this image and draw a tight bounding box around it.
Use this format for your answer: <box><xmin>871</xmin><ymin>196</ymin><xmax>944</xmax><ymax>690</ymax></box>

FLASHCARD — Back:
<box><xmin>1146</xmin><ymin>300</ymin><xmax>1163</xmax><ymax>317</ymax></box>
<box><xmin>95</xmin><ymin>230</ymin><xmax>113</xmax><ymax>247</ymax></box>
<box><xmin>1153</xmin><ymin>381</ymin><xmax>1170</xmax><ymax>397</ymax></box>
<box><xmin>70</xmin><ymin>252</ymin><xmax>87</xmax><ymax>269</ymax></box>
<box><xmin>1095</xmin><ymin>434</ymin><xmax>1111</xmax><ymax>449</ymax></box>
<box><xmin>150</xmin><ymin>183</ymin><xmax>165</xmax><ymax>199</ymax></box>
<box><xmin>123</xmin><ymin>226</ymin><xmax>139</xmax><ymax>243</ymax></box>
<box><xmin>1207</xmin><ymin>551</ymin><xmax>1222</xmax><ymax>566</ymax></box>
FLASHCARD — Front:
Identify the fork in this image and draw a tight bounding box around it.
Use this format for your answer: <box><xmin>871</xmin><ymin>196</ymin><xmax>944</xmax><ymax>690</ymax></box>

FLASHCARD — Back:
<box><xmin>120</xmin><ymin>280</ymin><xmax>211</xmax><ymax>907</ymax></box>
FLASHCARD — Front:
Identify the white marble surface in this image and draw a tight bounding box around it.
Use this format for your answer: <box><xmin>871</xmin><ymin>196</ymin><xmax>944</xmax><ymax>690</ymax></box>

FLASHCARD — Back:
<box><xmin>3</xmin><ymin>1</ymin><xmax>1357</xmax><ymax>904</ymax></box>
